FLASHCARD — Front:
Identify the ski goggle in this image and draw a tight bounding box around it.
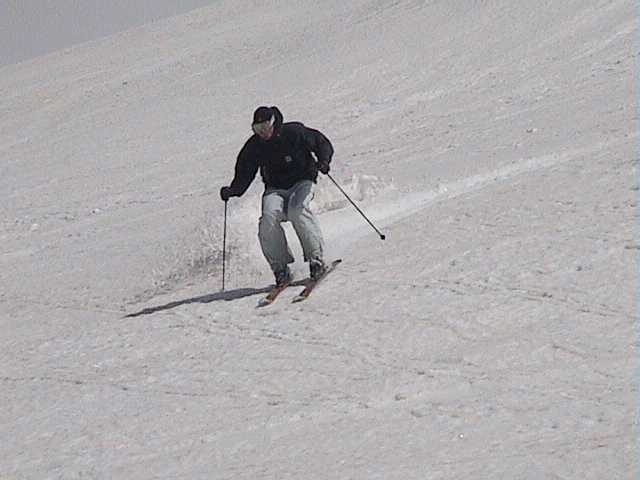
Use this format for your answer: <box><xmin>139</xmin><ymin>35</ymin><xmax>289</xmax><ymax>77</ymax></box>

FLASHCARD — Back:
<box><xmin>252</xmin><ymin>117</ymin><xmax>275</xmax><ymax>137</ymax></box>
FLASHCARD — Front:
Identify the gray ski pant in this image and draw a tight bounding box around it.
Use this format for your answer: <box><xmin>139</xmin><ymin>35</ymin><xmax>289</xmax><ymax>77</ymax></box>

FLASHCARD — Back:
<box><xmin>259</xmin><ymin>180</ymin><xmax>325</xmax><ymax>273</ymax></box>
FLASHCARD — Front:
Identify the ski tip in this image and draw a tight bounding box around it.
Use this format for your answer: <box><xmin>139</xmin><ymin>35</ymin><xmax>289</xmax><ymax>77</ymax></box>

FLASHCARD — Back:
<box><xmin>256</xmin><ymin>298</ymin><xmax>273</xmax><ymax>308</ymax></box>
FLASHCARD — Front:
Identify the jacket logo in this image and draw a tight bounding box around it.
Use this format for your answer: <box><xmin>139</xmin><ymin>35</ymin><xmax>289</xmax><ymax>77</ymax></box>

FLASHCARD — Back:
<box><xmin>284</xmin><ymin>155</ymin><xmax>293</xmax><ymax>163</ymax></box>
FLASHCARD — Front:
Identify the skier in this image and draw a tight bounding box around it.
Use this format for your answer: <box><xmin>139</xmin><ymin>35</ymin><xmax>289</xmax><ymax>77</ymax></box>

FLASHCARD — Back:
<box><xmin>220</xmin><ymin>106</ymin><xmax>334</xmax><ymax>287</ymax></box>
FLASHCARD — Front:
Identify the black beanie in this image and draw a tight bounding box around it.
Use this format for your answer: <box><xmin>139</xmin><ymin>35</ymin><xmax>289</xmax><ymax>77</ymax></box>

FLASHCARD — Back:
<box><xmin>252</xmin><ymin>106</ymin><xmax>284</xmax><ymax>133</ymax></box>
<box><xmin>252</xmin><ymin>106</ymin><xmax>273</xmax><ymax>124</ymax></box>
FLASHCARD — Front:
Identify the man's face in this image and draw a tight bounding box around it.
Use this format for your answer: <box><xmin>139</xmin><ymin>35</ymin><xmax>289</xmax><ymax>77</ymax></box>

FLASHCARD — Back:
<box><xmin>252</xmin><ymin>120</ymin><xmax>275</xmax><ymax>140</ymax></box>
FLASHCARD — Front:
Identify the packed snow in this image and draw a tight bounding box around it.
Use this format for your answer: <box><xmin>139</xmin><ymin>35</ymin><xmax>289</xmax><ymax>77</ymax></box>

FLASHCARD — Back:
<box><xmin>1</xmin><ymin>0</ymin><xmax>636</xmax><ymax>478</ymax></box>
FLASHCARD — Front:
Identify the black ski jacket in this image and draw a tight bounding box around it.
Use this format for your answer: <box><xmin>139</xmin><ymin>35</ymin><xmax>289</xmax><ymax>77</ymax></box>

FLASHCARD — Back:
<box><xmin>227</xmin><ymin>122</ymin><xmax>334</xmax><ymax>196</ymax></box>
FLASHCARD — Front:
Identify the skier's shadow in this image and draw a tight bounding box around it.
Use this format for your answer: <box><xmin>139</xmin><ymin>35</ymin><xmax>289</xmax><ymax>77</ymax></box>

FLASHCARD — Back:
<box><xmin>124</xmin><ymin>280</ymin><xmax>307</xmax><ymax>318</ymax></box>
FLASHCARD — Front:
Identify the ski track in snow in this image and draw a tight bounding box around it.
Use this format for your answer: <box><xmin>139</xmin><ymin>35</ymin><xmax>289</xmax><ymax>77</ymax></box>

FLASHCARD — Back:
<box><xmin>324</xmin><ymin>138</ymin><xmax>622</xmax><ymax>253</ymax></box>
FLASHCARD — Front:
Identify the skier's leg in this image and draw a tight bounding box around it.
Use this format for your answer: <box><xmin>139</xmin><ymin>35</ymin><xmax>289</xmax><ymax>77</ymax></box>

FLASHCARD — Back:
<box><xmin>259</xmin><ymin>189</ymin><xmax>294</xmax><ymax>272</ymax></box>
<box><xmin>287</xmin><ymin>180</ymin><xmax>325</xmax><ymax>264</ymax></box>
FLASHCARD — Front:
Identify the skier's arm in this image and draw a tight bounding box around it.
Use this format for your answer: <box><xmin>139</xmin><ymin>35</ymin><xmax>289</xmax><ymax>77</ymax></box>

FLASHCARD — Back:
<box><xmin>301</xmin><ymin>127</ymin><xmax>334</xmax><ymax>173</ymax></box>
<box><xmin>224</xmin><ymin>141</ymin><xmax>259</xmax><ymax>198</ymax></box>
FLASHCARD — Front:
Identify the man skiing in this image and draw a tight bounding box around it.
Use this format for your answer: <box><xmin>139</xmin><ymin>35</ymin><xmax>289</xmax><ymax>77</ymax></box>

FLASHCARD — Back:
<box><xmin>220</xmin><ymin>106</ymin><xmax>334</xmax><ymax>287</ymax></box>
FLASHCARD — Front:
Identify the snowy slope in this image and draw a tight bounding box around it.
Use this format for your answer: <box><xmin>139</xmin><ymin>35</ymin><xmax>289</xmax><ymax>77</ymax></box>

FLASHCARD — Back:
<box><xmin>1</xmin><ymin>0</ymin><xmax>636</xmax><ymax>478</ymax></box>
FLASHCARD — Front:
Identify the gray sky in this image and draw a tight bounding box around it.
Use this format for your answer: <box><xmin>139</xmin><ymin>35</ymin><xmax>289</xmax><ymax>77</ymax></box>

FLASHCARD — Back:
<box><xmin>0</xmin><ymin>0</ymin><xmax>218</xmax><ymax>66</ymax></box>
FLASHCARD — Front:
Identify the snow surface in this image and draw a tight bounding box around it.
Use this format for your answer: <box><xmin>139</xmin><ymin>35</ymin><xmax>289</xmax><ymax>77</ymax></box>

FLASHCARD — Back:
<box><xmin>1</xmin><ymin>0</ymin><xmax>637</xmax><ymax>478</ymax></box>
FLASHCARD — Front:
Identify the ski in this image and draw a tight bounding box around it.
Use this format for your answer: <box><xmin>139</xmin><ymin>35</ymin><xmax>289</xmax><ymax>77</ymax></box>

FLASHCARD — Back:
<box><xmin>292</xmin><ymin>259</ymin><xmax>342</xmax><ymax>303</ymax></box>
<box><xmin>256</xmin><ymin>281</ymin><xmax>292</xmax><ymax>307</ymax></box>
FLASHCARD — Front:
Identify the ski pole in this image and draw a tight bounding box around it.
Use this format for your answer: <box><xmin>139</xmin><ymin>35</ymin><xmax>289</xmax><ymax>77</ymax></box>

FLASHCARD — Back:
<box><xmin>222</xmin><ymin>200</ymin><xmax>228</xmax><ymax>291</ymax></box>
<box><xmin>326</xmin><ymin>173</ymin><xmax>386</xmax><ymax>240</ymax></box>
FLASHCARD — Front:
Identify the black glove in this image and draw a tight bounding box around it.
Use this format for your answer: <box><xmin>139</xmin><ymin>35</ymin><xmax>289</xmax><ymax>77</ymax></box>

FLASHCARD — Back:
<box><xmin>220</xmin><ymin>186</ymin><xmax>235</xmax><ymax>202</ymax></box>
<box><xmin>317</xmin><ymin>159</ymin><xmax>330</xmax><ymax>175</ymax></box>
